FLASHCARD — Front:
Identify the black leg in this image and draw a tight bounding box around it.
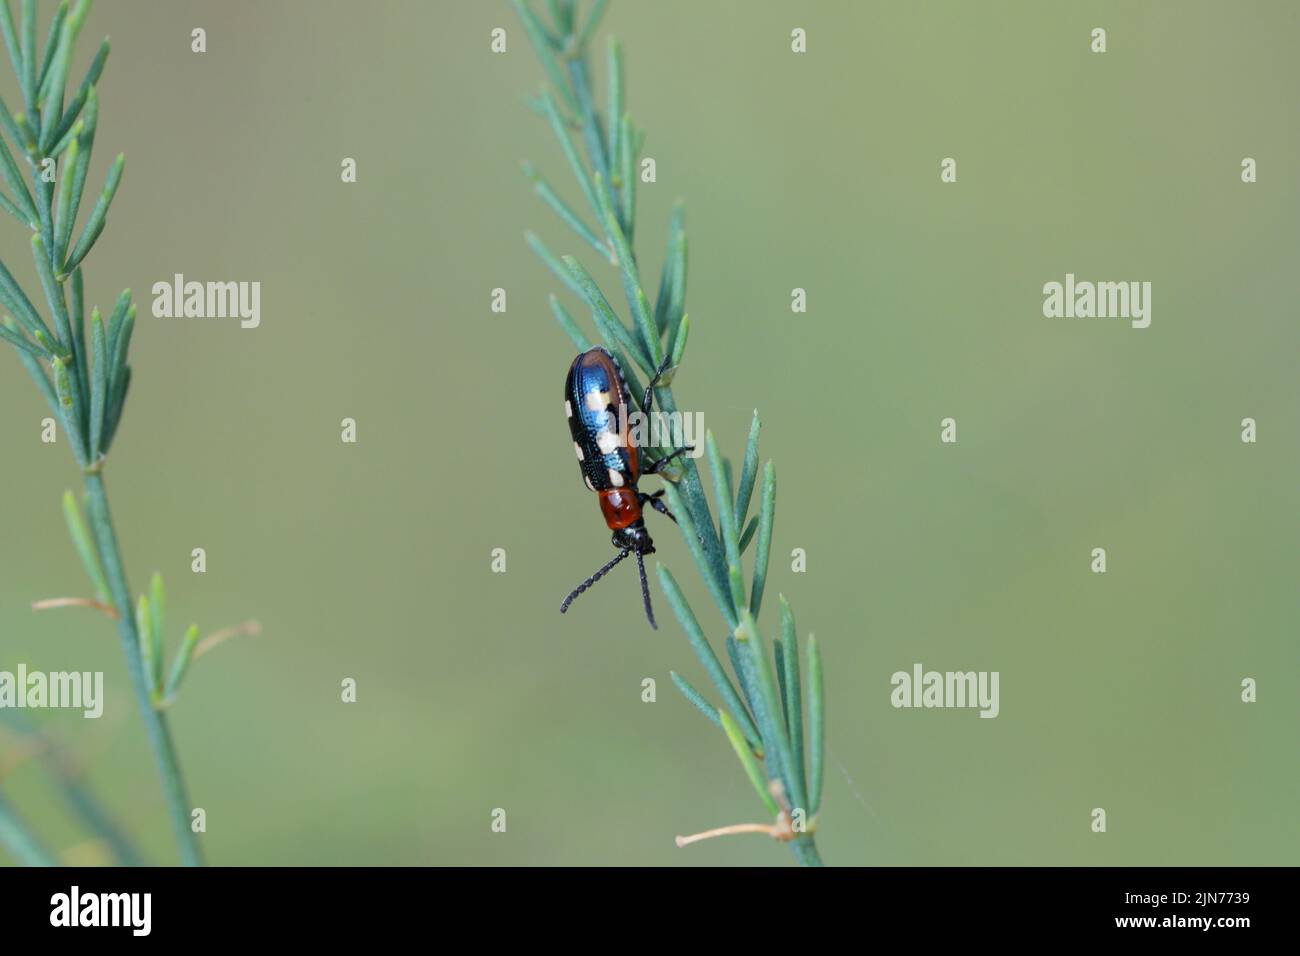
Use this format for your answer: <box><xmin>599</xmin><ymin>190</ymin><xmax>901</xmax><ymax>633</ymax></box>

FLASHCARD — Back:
<box><xmin>634</xmin><ymin>550</ymin><xmax>657</xmax><ymax>629</ymax></box>
<box><xmin>643</xmin><ymin>445</ymin><xmax>693</xmax><ymax>476</ymax></box>
<box><xmin>640</xmin><ymin>354</ymin><xmax>674</xmax><ymax>417</ymax></box>
<box><xmin>639</xmin><ymin>489</ymin><xmax>677</xmax><ymax>523</ymax></box>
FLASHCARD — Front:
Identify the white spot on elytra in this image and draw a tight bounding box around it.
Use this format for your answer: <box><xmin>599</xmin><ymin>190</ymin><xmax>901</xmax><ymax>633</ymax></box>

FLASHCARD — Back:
<box><xmin>608</xmin><ymin>468</ymin><xmax>624</xmax><ymax>487</ymax></box>
<box><xmin>564</xmin><ymin>400</ymin><xmax>573</xmax><ymax>418</ymax></box>
<box><xmin>596</xmin><ymin>430</ymin><xmax>620</xmax><ymax>454</ymax></box>
<box><xmin>585</xmin><ymin>389</ymin><xmax>611</xmax><ymax>412</ymax></box>
<box><xmin>584</xmin><ymin>475</ymin><xmax>596</xmax><ymax>491</ymax></box>
<box><xmin>573</xmin><ymin>442</ymin><xmax>584</xmax><ymax>461</ymax></box>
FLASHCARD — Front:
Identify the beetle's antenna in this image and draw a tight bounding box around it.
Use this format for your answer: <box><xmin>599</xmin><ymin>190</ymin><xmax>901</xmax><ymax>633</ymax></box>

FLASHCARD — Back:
<box><xmin>561</xmin><ymin>549</ymin><xmax>631</xmax><ymax>614</ymax></box>
<box><xmin>635</xmin><ymin>550</ymin><xmax>657</xmax><ymax>630</ymax></box>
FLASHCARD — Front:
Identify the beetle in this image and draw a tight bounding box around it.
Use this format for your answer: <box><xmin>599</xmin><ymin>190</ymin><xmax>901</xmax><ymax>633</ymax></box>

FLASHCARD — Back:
<box><xmin>560</xmin><ymin>346</ymin><xmax>691</xmax><ymax>629</ymax></box>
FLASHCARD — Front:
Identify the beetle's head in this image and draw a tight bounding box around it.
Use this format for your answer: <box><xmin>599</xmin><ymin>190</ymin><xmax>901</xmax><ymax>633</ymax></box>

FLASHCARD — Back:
<box><xmin>612</xmin><ymin>523</ymin><xmax>654</xmax><ymax>554</ymax></box>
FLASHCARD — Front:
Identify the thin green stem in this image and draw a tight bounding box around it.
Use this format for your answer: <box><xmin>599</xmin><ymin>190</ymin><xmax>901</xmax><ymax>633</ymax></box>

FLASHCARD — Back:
<box><xmin>0</xmin><ymin>710</ymin><xmax>144</xmax><ymax>866</ymax></box>
<box><xmin>789</xmin><ymin>838</ymin><xmax>823</xmax><ymax>867</ymax></box>
<box><xmin>0</xmin><ymin>791</ymin><xmax>57</xmax><ymax>865</ymax></box>
<box><xmin>83</xmin><ymin>472</ymin><xmax>204</xmax><ymax>866</ymax></box>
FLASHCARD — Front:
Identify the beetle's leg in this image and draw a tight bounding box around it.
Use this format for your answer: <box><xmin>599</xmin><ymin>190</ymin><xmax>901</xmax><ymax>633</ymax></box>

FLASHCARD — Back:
<box><xmin>640</xmin><ymin>354</ymin><xmax>674</xmax><ymax>417</ymax></box>
<box><xmin>643</xmin><ymin>445</ymin><xmax>693</xmax><ymax>477</ymax></box>
<box><xmin>634</xmin><ymin>549</ymin><xmax>657</xmax><ymax>629</ymax></box>
<box><xmin>639</xmin><ymin>488</ymin><xmax>677</xmax><ymax>524</ymax></box>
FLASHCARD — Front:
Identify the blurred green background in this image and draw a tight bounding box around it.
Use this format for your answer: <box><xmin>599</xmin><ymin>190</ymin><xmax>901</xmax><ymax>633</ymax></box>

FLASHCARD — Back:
<box><xmin>1</xmin><ymin>0</ymin><xmax>1296</xmax><ymax>866</ymax></box>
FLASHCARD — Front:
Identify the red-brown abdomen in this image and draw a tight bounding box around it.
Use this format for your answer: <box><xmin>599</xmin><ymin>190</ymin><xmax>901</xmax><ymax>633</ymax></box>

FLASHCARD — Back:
<box><xmin>599</xmin><ymin>489</ymin><xmax>643</xmax><ymax>530</ymax></box>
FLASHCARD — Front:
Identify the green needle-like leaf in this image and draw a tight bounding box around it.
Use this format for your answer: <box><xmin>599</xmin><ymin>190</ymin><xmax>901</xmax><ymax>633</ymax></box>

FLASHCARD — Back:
<box><xmin>88</xmin><ymin>306</ymin><xmax>105</xmax><ymax>455</ymax></box>
<box><xmin>537</xmin><ymin>86</ymin><xmax>601</xmax><ymax>222</ymax></box>
<box><xmin>720</xmin><ymin>456</ymin><xmax>733</xmax><ymax>518</ymax></box>
<box><xmin>10</xmin><ymin>323</ymin><xmax>58</xmax><ymax>414</ymax></box>
<box><xmin>62</xmin><ymin>151</ymin><xmax>123</xmax><ymax>277</ymax></box>
<box><xmin>738</xmin><ymin>610</ymin><xmax>803</xmax><ymax>814</ymax></box>
<box><xmin>618</xmin><ymin>114</ymin><xmax>635</xmax><ymax>238</ymax></box>
<box><xmin>779</xmin><ymin>596</ymin><xmax>807</xmax><ymax>811</ymax></box>
<box><xmin>749</xmin><ymin>461</ymin><xmax>776</xmax><ymax>618</ymax></box>
<box><xmin>69</xmin><ymin>265</ymin><xmax>86</xmax><ymax>395</ymax></box>
<box><xmin>724</xmin><ymin>633</ymin><xmax>745</xmax><ymax>693</ymax></box>
<box><xmin>0</xmin><ymin>184</ymin><xmax>26</xmax><ymax>227</ymax></box>
<box><xmin>149</xmin><ymin>572</ymin><xmax>166</xmax><ymax>692</ymax></box>
<box><xmin>773</xmin><ymin>637</ymin><xmax>787</xmax><ymax>714</ymax></box>
<box><xmin>0</xmin><ymin>131</ymin><xmax>34</xmax><ymax>223</ymax></box>
<box><xmin>605</xmin><ymin>37</ymin><xmax>622</xmax><ymax>178</ymax></box>
<box><xmin>20</xmin><ymin>0</ymin><xmax>37</xmax><ymax>118</ymax></box>
<box><xmin>521</xmin><ymin>161</ymin><xmax>609</xmax><ymax>259</ymax></box>
<box><xmin>53</xmin><ymin>131</ymin><xmax>79</xmax><ymax>260</ymax></box>
<box><xmin>12</xmin><ymin>111</ymin><xmax>35</xmax><ymax>152</ymax></box>
<box><xmin>30</xmin><ymin>234</ymin><xmax>71</xmax><ymax>348</ymax></box>
<box><xmin>654</xmin><ymin>203</ymin><xmax>686</xmax><ymax>338</ymax></box>
<box><xmin>590</xmin><ymin>292</ymin><xmax>648</xmax><ymax>373</ymax></box>
<box><xmin>566</xmin><ymin>54</ymin><xmax>612</xmax><ymax>198</ymax></box>
<box><xmin>524</xmin><ymin>230</ymin><xmax>586</xmax><ymax>301</ymax></box>
<box><xmin>135</xmin><ymin>594</ymin><xmax>158</xmax><ymax>699</ymax></box>
<box><xmin>0</xmin><ymin>191</ymin><xmax>23</xmax><ymax>230</ymax></box>
<box><xmin>102</xmin><ymin>362</ymin><xmax>128</xmax><ymax>450</ymax></box>
<box><xmin>728</xmin><ymin>621</ymin><xmax>779</xmax><ymax>781</ymax></box>
<box><xmin>562</xmin><ymin>253</ymin><xmax>651</xmax><ymax>373</ymax></box>
<box><xmin>103</xmin><ymin>302</ymin><xmax>133</xmax><ymax>447</ymax></box>
<box><xmin>0</xmin><ymin>3</ymin><xmax>20</xmax><ymax>87</ymax></box>
<box><xmin>51</xmin><ymin>355</ymin><xmax>87</xmax><ymax>465</ymax></box>
<box><xmin>548</xmin><ymin>294</ymin><xmax>592</xmax><ymax>352</ymax></box>
<box><xmin>706</xmin><ymin>431</ymin><xmax>745</xmax><ymax>614</ymax></box>
<box><xmin>57</xmin><ymin>106</ymin><xmax>96</xmax><ymax>264</ymax></box>
<box><xmin>107</xmin><ymin>300</ymin><xmax>133</xmax><ymax>382</ymax></box>
<box><xmin>543</xmin><ymin>0</ymin><xmax>569</xmax><ymax>36</ymax></box>
<box><xmin>61</xmin><ymin>488</ymin><xmax>108</xmax><ymax>603</ymax></box>
<box><xmin>735</xmin><ymin>410</ymin><xmax>761</xmax><ymax>527</ymax></box>
<box><xmin>720</xmin><ymin>710</ymin><xmax>780</xmax><ymax>818</ymax></box>
<box><xmin>39</xmin><ymin>0</ymin><xmax>89</xmax><ymax>149</ymax></box>
<box><xmin>510</xmin><ymin>0</ymin><xmax>580</xmax><ymax>115</ymax></box>
<box><xmin>593</xmin><ymin>172</ymin><xmax>659</xmax><ymax>366</ymax></box>
<box><xmin>575</xmin><ymin>0</ymin><xmax>607</xmax><ymax>50</ymax></box>
<box><xmin>105</xmin><ymin>296</ymin><xmax>132</xmax><ymax>386</ymax></box>
<box><xmin>668</xmin><ymin>310</ymin><xmax>689</xmax><ymax>368</ymax></box>
<box><xmin>669</xmin><ymin>670</ymin><xmax>721</xmax><ymax>731</ymax></box>
<box><xmin>35</xmin><ymin>1</ymin><xmax>68</xmax><ymax>93</ymax></box>
<box><xmin>738</xmin><ymin>514</ymin><xmax>759</xmax><ymax>554</ymax></box>
<box><xmin>807</xmin><ymin>633</ymin><xmax>824</xmax><ymax>816</ymax></box>
<box><xmin>728</xmin><ymin>564</ymin><xmax>746</xmax><ymax>621</ymax></box>
<box><xmin>48</xmin><ymin>41</ymin><xmax>107</xmax><ymax>157</ymax></box>
<box><xmin>164</xmin><ymin>624</ymin><xmax>201</xmax><ymax>701</ymax></box>
<box><xmin>657</xmin><ymin>563</ymin><xmax>760</xmax><ymax>747</ymax></box>
<box><xmin>103</xmin><ymin>285</ymin><xmax>129</xmax><ymax>364</ymax></box>
<box><xmin>0</xmin><ymin>256</ymin><xmax>54</xmax><ymax>347</ymax></box>
<box><xmin>0</xmin><ymin>314</ymin><xmax>43</xmax><ymax>356</ymax></box>
<box><xmin>660</xmin><ymin>481</ymin><xmax>737</xmax><ymax>631</ymax></box>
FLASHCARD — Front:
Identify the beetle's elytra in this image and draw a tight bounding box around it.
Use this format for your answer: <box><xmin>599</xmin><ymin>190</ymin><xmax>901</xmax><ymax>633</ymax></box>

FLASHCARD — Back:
<box><xmin>560</xmin><ymin>346</ymin><xmax>691</xmax><ymax>629</ymax></box>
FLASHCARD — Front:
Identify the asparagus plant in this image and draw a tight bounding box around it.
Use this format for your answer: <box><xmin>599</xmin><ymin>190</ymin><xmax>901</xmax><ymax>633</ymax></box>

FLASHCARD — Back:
<box><xmin>512</xmin><ymin>0</ymin><xmax>827</xmax><ymax>866</ymax></box>
<box><xmin>0</xmin><ymin>0</ymin><xmax>227</xmax><ymax>867</ymax></box>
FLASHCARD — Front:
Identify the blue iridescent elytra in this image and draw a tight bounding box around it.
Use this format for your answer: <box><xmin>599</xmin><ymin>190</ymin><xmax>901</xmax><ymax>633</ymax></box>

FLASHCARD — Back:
<box><xmin>564</xmin><ymin>346</ymin><xmax>638</xmax><ymax>495</ymax></box>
